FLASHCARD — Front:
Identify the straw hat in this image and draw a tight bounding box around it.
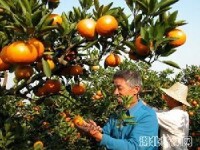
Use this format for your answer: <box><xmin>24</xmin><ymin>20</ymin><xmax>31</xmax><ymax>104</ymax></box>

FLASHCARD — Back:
<box><xmin>160</xmin><ymin>82</ymin><xmax>191</xmax><ymax>107</ymax></box>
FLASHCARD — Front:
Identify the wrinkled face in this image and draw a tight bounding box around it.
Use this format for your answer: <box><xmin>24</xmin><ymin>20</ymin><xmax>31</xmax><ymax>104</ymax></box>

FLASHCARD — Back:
<box><xmin>113</xmin><ymin>77</ymin><xmax>140</xmax><ymax>103</ymax></box>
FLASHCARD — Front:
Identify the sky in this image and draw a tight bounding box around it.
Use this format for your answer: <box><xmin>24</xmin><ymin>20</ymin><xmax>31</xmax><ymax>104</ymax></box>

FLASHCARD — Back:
<box><xmin>54</xmin><ymin>0</ymin><xmax>200</xmax><ymax>72</ymax></box>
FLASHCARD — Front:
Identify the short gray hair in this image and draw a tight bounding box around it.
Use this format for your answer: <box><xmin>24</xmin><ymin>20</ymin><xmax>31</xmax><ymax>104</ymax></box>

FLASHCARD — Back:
<box><xmin>113</xmin><ymin>70</ymin><xmax>142</xmax><ymax>88</ymax></box>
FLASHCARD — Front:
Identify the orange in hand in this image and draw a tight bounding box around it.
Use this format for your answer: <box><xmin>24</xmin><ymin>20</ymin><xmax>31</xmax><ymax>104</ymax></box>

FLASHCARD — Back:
<box><xmin>73</xmin><ymin>115</ymin><xmax>85</xmax><ymax>126</ymax></box>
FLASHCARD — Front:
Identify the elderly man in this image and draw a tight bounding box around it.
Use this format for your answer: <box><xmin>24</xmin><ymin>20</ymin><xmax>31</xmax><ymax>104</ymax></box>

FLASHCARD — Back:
<box><xmin>76</xmin><ymin>70</ymin><xmax>159</xmax><ymax>150</ymax></box>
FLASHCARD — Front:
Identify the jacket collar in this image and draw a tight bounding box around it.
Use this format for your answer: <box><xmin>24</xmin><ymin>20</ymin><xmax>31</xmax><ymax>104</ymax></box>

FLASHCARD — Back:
<box><xmin>128</xmin><ymin>99</ymin><xmax>143</xmax><ymax>116</ymax></box>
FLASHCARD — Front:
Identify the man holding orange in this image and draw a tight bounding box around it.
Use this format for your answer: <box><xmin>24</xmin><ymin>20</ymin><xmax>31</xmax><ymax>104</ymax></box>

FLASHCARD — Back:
<box><xmin>75</xmin><ymin>70</ymin><xmax>159</xmax><ymax>150</ymax></box>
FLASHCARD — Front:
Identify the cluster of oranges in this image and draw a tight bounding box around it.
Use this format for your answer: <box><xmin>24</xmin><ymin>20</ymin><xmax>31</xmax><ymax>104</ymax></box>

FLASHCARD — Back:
<box><xmin>129</xmin><ymin>28</ymin><xmax>186</xmax><ymax>61</ymax></box>
<box><xmin>0</xmin><ymin>10</ymin><xmax>64</xmax><ymax>72</ymax></box>
<box><xmin>0</xmin><ymin>38</ymin><xmax>45</xmax><ymax>81</ymax></box>
<box><xmin>0</xmin><ymin>39</ymin><xmax>44</xmax><ymax>65</ymax></box>
<box><xmin>92</xmin><ymin>90</ymin><xmax>103</xmax><ymax>100</ymax></box>
<box><xmin>77</xmin><ymin>15</ymin><xmax>118</xmax><ymax>40</ymax></box>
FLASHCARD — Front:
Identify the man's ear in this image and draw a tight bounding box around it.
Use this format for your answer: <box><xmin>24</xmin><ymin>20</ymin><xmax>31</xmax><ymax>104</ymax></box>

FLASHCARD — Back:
<box><xmin>133</xmin><ymin>86</ymin><xmax>140</xmax><ymax>94</ymax></box>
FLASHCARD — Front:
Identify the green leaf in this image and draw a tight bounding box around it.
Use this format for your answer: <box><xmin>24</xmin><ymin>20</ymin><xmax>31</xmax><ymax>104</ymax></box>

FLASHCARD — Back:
<box><xmin>18</xmin><ymin>0</ymin><xmax>27</xmax><ymax>15</ymax></box>
<box><xmin>168</xmin><ymin>11</ymin><xmax>178</xmax><ymax>23</ymax></box>
<box><xmin>0</xmin><ymin>0</ymin><xmax>10</xmax><ymax>11</ymax></box>
<box><xmin>161</xmin><ymin>60</ymin><xmax>180</xmax><ymax>69</ymax></box>
<box><xmin>73</xmin><ymin>7</ymin><xmax>81</xmax><ymax>19</ymax></box>
<box><xmin>94</xmin><ymin>0</ymin><xmax>100</xmax><ymax>10</ymax></box>
<box><xmin>158</xmin><ymin>0</ymin><xmax>179</xmax><ymax>10</ymax></box>
<box><xmin>61</xmin><ymin>12</ymin><xmax>68</xmax><ymax>31</ymax></box>
<box><xmin>84</xmin><ymin>40</ymin><xmax>98</xmax><ymax>50</ymax></box>
<box><xmin>120</xmin><ymin>10</ymin><xmax>129</xmax><ymax>27</ymax></box>
<box><xmin>42</xmin><ymin>58</ymin><xmax>51</xmax><ymax>78</ymax></box>
<box><xmin>25</xmin><ymin>12</ymin><xmax>32</xmax><ymax>26</ymax></box>
<box><xmin>102</xmin><ymin>2</ymin><xmax>113</xmax><ymax>15</ymax></box>
<box><xmin>174</xmin><ymin>20</ymin><xmax>187</xmax><ymax>26</ymax></box>
<box><xmin>160</xmin><ymin>49</ymin><xmax>176</xmax><ymax>57</ymax></box>
<box><xmin>148</xmin><ymin>0</ymin><xmax>157</xmax><ymax>14</ymax></box>
<box><xmin>11</xmin><ymin>14</ymin><xmax>22</xmax><ymax>26</ymax></box>
<box><xmin>135</xmin><ymin>0</ymin><xmax>148</xmax><ymax>14</ymax></box>
<box><xmin>32</xmin><ymin>9</ymin><xmax>43</xmax><ymax>26</ymax></box>
<box><xmin>23</xmin><ymin>0</ymin><xmax>32</xmax><ymax>14</ymax></box>
<box><xmin>123</xmin><ymin>41</ymin><xmax>135</xmax><ymax>50</ymax></box>
<box><xmin>40</xmin><ymin>25</ymin><xmax>57</xmax><ymax>33</ymax></box>
<box><xmin>86</xmin><ymin>0</ymin><xmax>93</xmax><ymax>9</ymax></box>
<box><xmin>153</xmin><ymin>7</ymin><xmax>171</xmax><ymax>16</ymax></box>
<box><xmin>4</xmin><ymin>122</ymin><xmax>10</xmax><ymax>133</ymax></box>
<box><xmin>97</xmin><ymin>5</ymin><xmax>104</xmax><ymax>18</ymax></box>
<box><xmin>0</xmin><ymin>130</ymin><xmax>3</xmax><ymax>140</ymax></box>
<box><xmin>36</xmin><ymin>12</ymin><xmax>51</xmax><ymax>31</ymax></box>
<box><xmin>125</xmin><ymin>0</ymin><xmax>134</xmax><ymax>11</ymax></box>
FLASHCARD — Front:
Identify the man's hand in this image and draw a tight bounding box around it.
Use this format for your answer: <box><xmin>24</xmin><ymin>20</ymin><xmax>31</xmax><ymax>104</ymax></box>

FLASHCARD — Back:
<box><xmin>75</xmin><ymin>120</ymin><xmax>103</xmax><ymax>141</ymax></box>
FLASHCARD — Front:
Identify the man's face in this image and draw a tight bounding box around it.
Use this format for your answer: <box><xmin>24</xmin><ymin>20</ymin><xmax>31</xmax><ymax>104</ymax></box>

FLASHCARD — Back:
<box><xmin>113</xmin><ymin>77</ymin><xmax>139</xmax><ymax>103</ymax></box>
<box><xmin>162</xmin><ymin>93</ymin><xmax>178</xmax><ymax>108</ymax></box>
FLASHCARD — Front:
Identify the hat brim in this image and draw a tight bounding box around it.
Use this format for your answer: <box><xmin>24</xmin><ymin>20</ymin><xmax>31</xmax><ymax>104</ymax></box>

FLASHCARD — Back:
<box><xmin>160</xmin><ymin>88</ymin><xmax>191</xmax><ymax>107</ymax></box>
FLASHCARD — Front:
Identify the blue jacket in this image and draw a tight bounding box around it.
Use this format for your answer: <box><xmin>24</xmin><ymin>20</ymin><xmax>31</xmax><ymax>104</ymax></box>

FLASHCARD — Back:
<box><xmin>100</xmin><ymin>100</ymin><xmax>159</xmax><ymax>150</ymax></box>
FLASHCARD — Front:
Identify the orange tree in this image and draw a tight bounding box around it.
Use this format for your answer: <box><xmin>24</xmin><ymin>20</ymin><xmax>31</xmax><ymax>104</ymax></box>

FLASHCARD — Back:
<box><xmin>1</xmin><ymin>0</ymin><xmax>199</xmax><ymax>149</ymax></box>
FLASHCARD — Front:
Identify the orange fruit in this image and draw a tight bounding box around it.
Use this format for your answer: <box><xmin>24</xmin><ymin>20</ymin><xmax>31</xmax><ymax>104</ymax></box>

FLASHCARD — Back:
<box><xmin>191</xmin><ymin>100</ymin><xmax>198</xmax><ymax>106</ymax></box>
<box><xmin>166</xmin><ymin>29</ymin><xmax>186</xmax><ymax>47</ymax></box>
<box><xmin>14</xmin><ymin>65</ymin><xmax>34</xmax><ymax>80</ymax></box>
<box><xmin>0</xmin><ymin>57</ymin><xmax>10</xmax><ymax>71</ymax></box>
<box><xmin>134</xmin><ymin>36</ymin><xmax>150</xmax><ymax>56</ymax></box>
<box><xmin>73</xmin><ymin>115</ymin><xmax>85</xmax><ymax>126</ymax></box>
<box><xmin>69</xmin><ymin>65</ymin><xmax>83</xmax><ymax>76</ymax></box>
<box><xmin>96</xmin><ymin>15</ymin><xmax>118</xmax><ymax>36</ymax></box>
<box><xmin>0</xmin><ymin>46</ymin><xmax>9</xmax><ymax>63</ymax></box>
<box><xmin>28</xmin><ymin>38</ymin><xmax>44</xmax><ymax>58</ymax></box>
<box><xmin>33</xmin><ymin>141</ymin><xmax>44</xmax><ymax>149</ymax></box>
<box><xmin>2</xmin><ymin>41</ymin><xmax>38</xmax><ymax>64</ymax></box>
<box><xmin>49</xmin><ymin>14</ymin><xmax>62</xmax><ymax>26</ymax></box>
<box><xmin>189</xmin><ymin>111</ymin><xmax>194</xmax><ymax>117</ymax></box>
<box><xmin>92</xmin><ymin>90</ymin><xmax>103</xmax><ymax>100</ymax></box>
<box><xmin>92</xmin><ymin>94</ymin><xmax>103</xmax><ymax>100</ymax></box>
<box><xmin>35</xmin><ymin>86</ymin><xmax>47</xmax><ymax>96</ymax></box>
<box><xmin>77</xmin><ymin>19</ymin><xmax>96</xmax><ymax>39</ymax></box>
<box><xmin>105</xmin><ymin>53</ymin><xmax>121</xmax><ymax>67</ymax></box>
<box><xmin>71</xmin><ymin>83</ymin><xmax>86</xmax><ymax>95</ymax></box>
<box><xmin>43</xmin><ymin>79</ymin><xmax>61</xmax><ymax>94</ymax></box>
<box><xmin>96</xmin><ymin>90</ymin><xmax>103</xmax><ymax>96</ymax></box>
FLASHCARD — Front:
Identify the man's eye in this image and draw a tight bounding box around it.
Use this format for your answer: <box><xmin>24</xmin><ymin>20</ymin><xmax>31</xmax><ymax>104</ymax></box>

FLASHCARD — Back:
<box><xmin>118</xmin><ymin>87</ymin><xmax>123</xmax><ymax>90</ymax></box>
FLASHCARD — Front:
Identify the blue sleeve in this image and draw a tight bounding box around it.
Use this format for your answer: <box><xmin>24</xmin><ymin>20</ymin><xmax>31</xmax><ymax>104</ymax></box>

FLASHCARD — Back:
<box><xmin>100</xmin><ymin>110</ymin><xmax>158</xmax><ymax>150</ymax></box>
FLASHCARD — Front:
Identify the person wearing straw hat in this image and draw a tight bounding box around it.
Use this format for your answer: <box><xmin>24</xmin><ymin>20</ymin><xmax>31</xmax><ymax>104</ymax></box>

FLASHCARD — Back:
<box><xmin>157</xmin><ymin>82</ymin><xmax>191</xmax><ymax>150</ymax></box>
